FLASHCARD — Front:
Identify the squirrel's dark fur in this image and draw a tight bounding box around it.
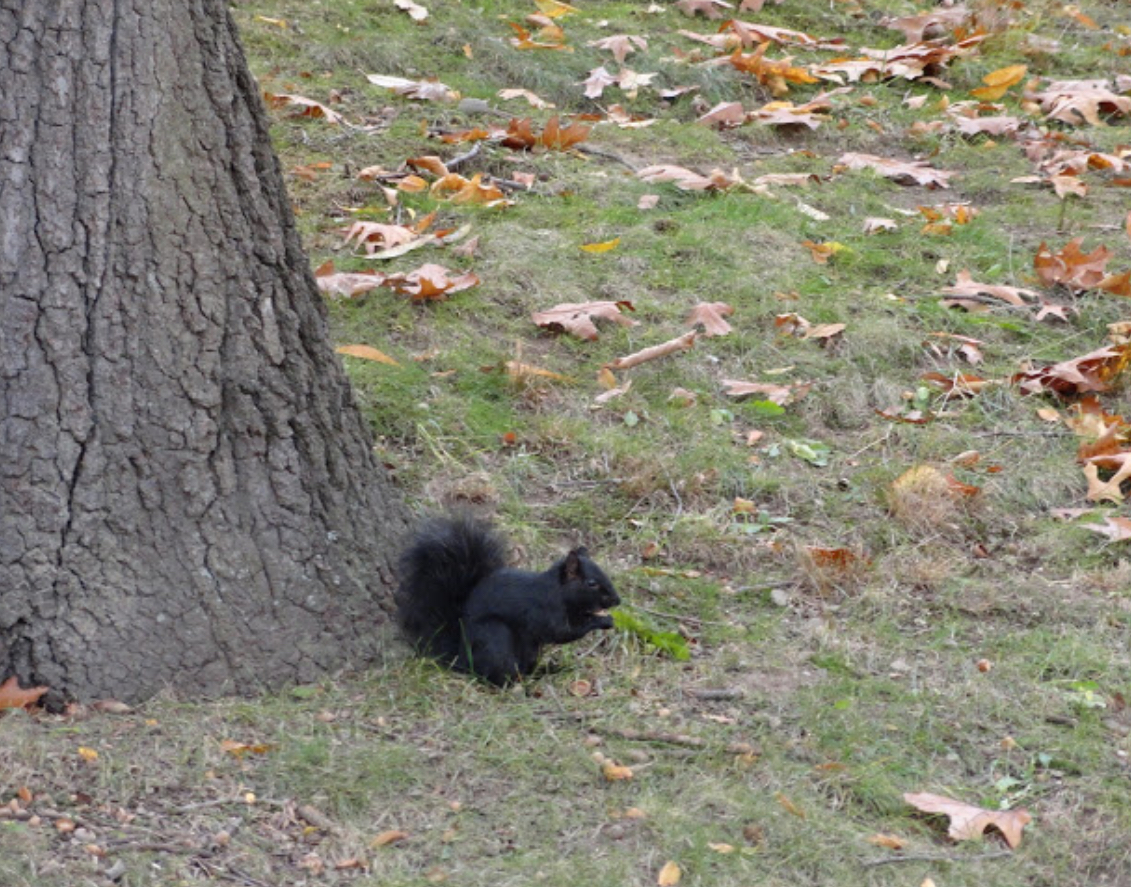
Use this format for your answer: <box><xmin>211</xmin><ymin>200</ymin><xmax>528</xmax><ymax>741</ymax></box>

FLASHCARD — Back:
<box><xmin>395</xmin><ymin>514</ymin><xmax>620</xmax><ymax>686</ymax></box>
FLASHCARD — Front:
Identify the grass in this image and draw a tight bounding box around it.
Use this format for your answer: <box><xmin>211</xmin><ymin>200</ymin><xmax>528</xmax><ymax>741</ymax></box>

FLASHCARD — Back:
<box><xmin>5</xmin><ymin>0</ymin><xmax>1131</xmax><ymax>884</ymax></box>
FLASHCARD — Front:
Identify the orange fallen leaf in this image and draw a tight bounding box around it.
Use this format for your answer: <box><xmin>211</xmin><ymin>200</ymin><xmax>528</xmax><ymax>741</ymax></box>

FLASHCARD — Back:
<box><xmin>971</xmin><ymin>64</ymin><xmax>1027</xmax><ymax>100</ymax></box>
<box><xmin>903</xmin><ymin>792</ymin><xmax>1031</xmax><ymax>849</ymax></box>
<box><xmin>220</xmin><ymin>740</ymin><xmax>274</xmax><ymax>757</ymax></box>
<box><xmin>580</xmin><ymin>237</ymin><xmax>621</xmax><ymax>253</ymax></box>
<box><xmin>336</xmin><ymin>345</ymin><xmax>399</xmax><ymax>366</ymax></box>
<box><xmin>0</xmin><ymin>675</ymin><xmax>49</xmax><ymax>710</ymax></box>
<box><xmin>263</xmin><ymin>92</ymin><xmax>345</xmax><ymax>124</ymax></box>
<box><xmin>775</xmin><ymin>792</ymin><xmax>806</xmax><ymax>818</ymax></box>
<box><xmin>657</xmin><ymin>861</ymin><xmax>682</xmax><ymax>886</ymax></box>
<box><xmin>371</xmin><ymin>830</ymin><xmax>409</xmax><ymax>847</ymax></box>
<box><xmin>602</xmin><ymin>760</ymin><xmax>634</xmax><ymax>781</ymax></box>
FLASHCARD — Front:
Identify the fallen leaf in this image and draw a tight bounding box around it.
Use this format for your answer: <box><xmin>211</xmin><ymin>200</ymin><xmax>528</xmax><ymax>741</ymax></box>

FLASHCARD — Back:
<box><xmin>864</xmin><ymin>217</ymin><xmax>898</xmax><ymax>234</ymax></box>
<box><xmin>0</xmin><ymin>676</ymin><xmax>49</xmax><ymax>710</ymax></box>
<box><xmin>589</xmin><ymin>34</ymin><xmax>648</xmax><ymax>65</ymax></box>
<box><xmin>903</xmin><ymin>792</ymin><xmax>1032</xmax><ymax>849</ymax></box>
<box><xmin>497</xmin><ymin>88</ymin><xmax>555</xmax><ymax>109</ymax></box>
<box><xmin>580</xmin><ymin>237</ymin><xmax>621</xmax><ymax>254</ymax></box>
<box><xmin>657</xmin><ymin>861</ymin><xmax>682</xmax><ymax>886</ymax></box>
<box><xmin>722</xmin><ymin>379</ymin><xmax>809</xmax><ymax>405</ymax></box>
<box><xmin>371</xmin><ymin>830</ymin><xmax>409</xmax><ymax>847</ymax></box>
<box><xmin>366</xmin><ymin>74</ymin><xmax>457</xmax><ymax>103</ymax></box>
<box><xmin>686</xmin><ymin>302</ymin><xmax>734</xmax><ymax>336</ymax></box>
<box><xmin>220</xmin><ymin>740</ymin><xmax>273</xmax><ymax>757</ymax></box>
<box><xmin>532</xmin><ymin>301</ymin><xmax>638</xmax><ymax>341</ymax></box>
<box><xmin>1034</xmin><ymin>237</ymin><xmax>1115</xmax><ymax>292</ymax></box>
<box><xmin>381</xmin><ymin>264</ymin><xmax>480</xmax><ymax>301</ymax></box>
<box><xmin>1014</xmin><ymin>344</ymin><xmax>1131</xmax><ymax>397</ymax></box>
<box><xmin>674</xmin><ymin>0</ymin><xmax>732</xmax><ymax>18</ymax></box>
<box><xmin>1030</xmin><ymin>79</ymin><xmax>1131</xmax><ymax>127</ymax></box>
<box><xmin>337</xmin><ymin>345</ymin><xmax>399</xmax><ymax>366</ymax></box>
<box><xmin>608</xmin><ymin>332</ymin><xmax>697</xmax><ymax>370</ymax></box>
<box><xmin>1085</xmin><ymin>515</ymin><xmax>1131</xmax><ymax>541</ymax></box>
<box><xmin>263</xmin><ymin>92</ymin><xmax>345</xmax><ymax>124</ymax></box>
<box><xmin>838</xmin><ymin>152</ymin><xmax>956</xmax><ymax>189</ymax></box>
<box><xmin>393</xmin><ymin>0</ymin><xmax>428</xmax><ymax>22</ymax></box>
<box><xmin>601</xmin><ymin>760</ymin><xmax>634</xmax><ymax>781</ymax></box>
<box><xmin>971</xmin><ymin>64</ymin><xmax>1027</xmax><ymax>100</ymax></box>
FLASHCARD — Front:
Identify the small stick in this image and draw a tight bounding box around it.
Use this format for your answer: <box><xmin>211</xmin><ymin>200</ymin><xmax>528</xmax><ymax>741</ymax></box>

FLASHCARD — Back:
<box><xmin>598</xmin><ymin>725</ymin><xmax>758</xmax><ymax>757</ymax></box>
<box><xmin>446</xmin><ymin>141</ymin><xmax>482</xmax><ymax>170</ymax></box>
<box><xmin>861</xmin><ymin>849</ymin><xmax>1013</xmax><ymax>867</ymax></box>
<box><xmin>685</xmin><ymin>687</ymin><xmax>745</xmax><ymax>701</ymax></box>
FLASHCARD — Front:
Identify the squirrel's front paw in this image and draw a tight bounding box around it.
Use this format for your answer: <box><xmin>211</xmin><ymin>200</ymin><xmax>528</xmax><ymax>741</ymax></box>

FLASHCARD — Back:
<box><xmin>592</xmin><ymin>614</ymin><xmax>615</xmax><ymax>630</ymax></box>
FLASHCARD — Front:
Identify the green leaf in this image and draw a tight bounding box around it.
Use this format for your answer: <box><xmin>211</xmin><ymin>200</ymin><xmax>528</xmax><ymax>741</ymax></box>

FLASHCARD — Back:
<box><xmin>782</xmin><ymin>438</ymin><xmax>830</xmax><ymax>467</ymax></box>
<box><xmin>613</xmin><ymin>610</ymin><xmax>691</xmax><ymax>661</ymax></box>
<box><xmin>747</xmin><ymin>400</ymin><xmax>786</xmax><ymax>417</ymax></box>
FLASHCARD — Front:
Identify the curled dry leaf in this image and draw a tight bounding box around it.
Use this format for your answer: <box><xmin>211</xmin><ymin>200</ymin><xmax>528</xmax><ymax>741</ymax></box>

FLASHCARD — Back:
<box><xmin>263</xmin><ymin>92</ymin><xmax>345</xmax><ymax>124</ymax></box>
<box><xmin>393</xmin><ymin>0</ymin><xmax>428</xmax><ymax>22</ymax></box>
<box><xmin>882</xmin><ymin>6</ymin><xmax>970</xmax><ymax>42</ymax></box>
<box><xmin>674</xmin><ymin>0</ymin><xmax>732</xmax><ymax>18</ymax></box>
<box><xmin>532</xmin><ymin>301</ymin><xmax>638</xmax><ymax>341</ymax></box>
<box><xmin>838</xmin><ymin>152</ymin><xmax>956</xmax><ymax>189</ymax></box>
<box><xmin>864</xmin><ymin>217</ymin><xmax>898</xmax><ymax>234</ymax></box>
<box><xmin>636</xmin><ymin>164</ymin><xmax>736</xmax><ymax>192</ymax></box>
<box><xmin>867</xmin><ymin>833</ymin><xmax>906</xmax><ymax>850</ymax></box>
<box><xmin>1082</xmin><ymin>453</ymin><xmax>1131</xmax><ymax>502</ymax></box>
<box><xmin>940</xmin><ymin>270</ymin><xmax>1039</xmax><ymax>310</ymax></box>
<box><xmin>903</xmin><ymin>792</ymin><xmax>1031</xmax><ymax>849</ymax></box>
<box><xmin>314</xmin><ymin>262</ymin><xmax>387</xmax><ymax>299</ymax></box>
<box><xmin>366</xmin><ymin>74</ymin><xmax>457</xmax><ymax>103</ymax></box>
<box><xmin>1034</xmin><ymin>237</ymin><xmax>1116</xmax><ymax>292</ymax></box>
<box><xmin>722</xmin><ymin>379</ymin><xmax>809</xmax><ymax>405</ymax></box>
<box><xmin>1030</xmin><ymin>79</ymin><xmax>1131</xmax><ymax>127</ymax></box>
<box><xmin>497</xmin><ymin>87</ymin><xmax>555</xmax><ymax>109</ymax></box>
<box><xmin>1013</xmin><ymin>344</ymin><xmax>1131</xmax><ymax>397</ymax></box>
<box><xmin>601</xmin><ymin>760</ymin><xmax>634</xmax><ymax>781</ymax></box>
<box><xmin>383</xmin><ymin>264</ymin><xmax>480</xmax><ymax>302</ymax></box>
<box><xmin>1085</xmin><ymin>515</ymin><xmax>1131</xmax><ymax>541</ymax></box>
<box><xmin>608</xmin><ymin>332</ymin><xmax>697</xmax><ymax>371</ymax></box>
<box><xmin>371</xmin><ymin>830</ymin><xmax>409</xmax><ymax>847</ymax></box>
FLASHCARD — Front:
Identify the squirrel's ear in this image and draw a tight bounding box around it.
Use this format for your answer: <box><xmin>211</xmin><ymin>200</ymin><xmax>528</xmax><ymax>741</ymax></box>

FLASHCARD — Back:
<box><xmin>562</xmin><ymin>548</ymin><xmax>585</xmax><ymax>581</ymax></box>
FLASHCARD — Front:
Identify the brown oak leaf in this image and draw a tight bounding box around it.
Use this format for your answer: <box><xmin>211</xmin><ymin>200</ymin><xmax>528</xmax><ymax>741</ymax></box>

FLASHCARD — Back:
<box><xmin>532</xmin><ymin>301</ymin><xmax>638</xmax><ymax>340</ymax></box>
<box><xmin>686</xmin><ymin>302</ymin><xmax>734</xmax><ymax>336</ymax></box>
<box><xmin>903</xmin><ymin>792</ymin><xmax>1031</xmax><ymax>849</ymax></box>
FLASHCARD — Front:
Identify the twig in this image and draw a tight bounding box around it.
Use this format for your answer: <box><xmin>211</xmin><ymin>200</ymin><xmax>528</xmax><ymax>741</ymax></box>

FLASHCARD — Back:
<box><xmin>445</xmin><ymin>141</ymin><xmax>481</xmax><ymax>171</ymax></box>
<box><xmin>860</xmin><ymin>849</ymin><xmax>1013</xmax><ymax>867</ymax></box>
<box><xmin>596</xmin><ymin>725</ymin><xmax>758</xmax><ymax>756</ymax></box>
<box><xmin>574</xmin><ymin>143</ymin><xmax>639</xmax><ymax>172</ymax></box>
<box><xmin>630</xmin><ymin>603</ymin><xmax>733</xmax><ymax>628</ymax></box>
<box><xmin>685</xmin><ymin>687</ymin><xmax>745</xmax><ymax>701</ymax></box>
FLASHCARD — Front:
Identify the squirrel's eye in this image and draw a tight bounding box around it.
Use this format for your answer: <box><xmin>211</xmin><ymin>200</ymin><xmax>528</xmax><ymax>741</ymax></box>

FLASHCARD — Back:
<box><xmin>586</xmin><ymin>579</ymin><xmax>599</xmax><ymax>589</ymax></box>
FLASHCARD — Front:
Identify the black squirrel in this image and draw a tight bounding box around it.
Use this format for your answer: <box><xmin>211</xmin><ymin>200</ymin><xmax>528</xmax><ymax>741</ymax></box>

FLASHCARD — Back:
<box><xmin>395</xmin><ymin>514</ymin><xmax>620</xmax><ymax>686</ymax></box>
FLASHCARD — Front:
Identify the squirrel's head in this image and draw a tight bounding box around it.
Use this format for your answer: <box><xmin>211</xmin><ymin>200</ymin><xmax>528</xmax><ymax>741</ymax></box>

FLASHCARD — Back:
<box><xmin>561</xmin><ymin>547</ymin><xmax>620</xmax><ymax>611</ymax></box>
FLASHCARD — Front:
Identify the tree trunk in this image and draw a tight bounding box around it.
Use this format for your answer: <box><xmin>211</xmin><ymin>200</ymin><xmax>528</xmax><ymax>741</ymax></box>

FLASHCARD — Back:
<box><xmin>0</xmin><ymin>0</ymin><xmax>407</xmax><ymax>702</ymax></box>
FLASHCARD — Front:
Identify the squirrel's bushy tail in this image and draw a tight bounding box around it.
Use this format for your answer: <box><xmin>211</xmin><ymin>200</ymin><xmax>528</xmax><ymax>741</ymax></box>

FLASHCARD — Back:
<box><xmin>395</xmin><ymin>514</ymin><xmax>509</xmax><ymax>664</ymax></box>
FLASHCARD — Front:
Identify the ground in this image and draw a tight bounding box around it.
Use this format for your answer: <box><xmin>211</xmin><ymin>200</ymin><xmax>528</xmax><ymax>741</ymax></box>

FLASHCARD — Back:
<box><xmin>3</xmin><ymin>0</ymin><xmax>1131</xmax><ymax>885</ymax></box>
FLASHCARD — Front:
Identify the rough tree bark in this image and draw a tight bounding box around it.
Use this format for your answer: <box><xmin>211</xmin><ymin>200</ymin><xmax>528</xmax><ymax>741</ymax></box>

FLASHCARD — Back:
<box><xmin>0</xmin><ymin>1</ymin><xmax>407</xmax><ymax>702</ymax></box>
